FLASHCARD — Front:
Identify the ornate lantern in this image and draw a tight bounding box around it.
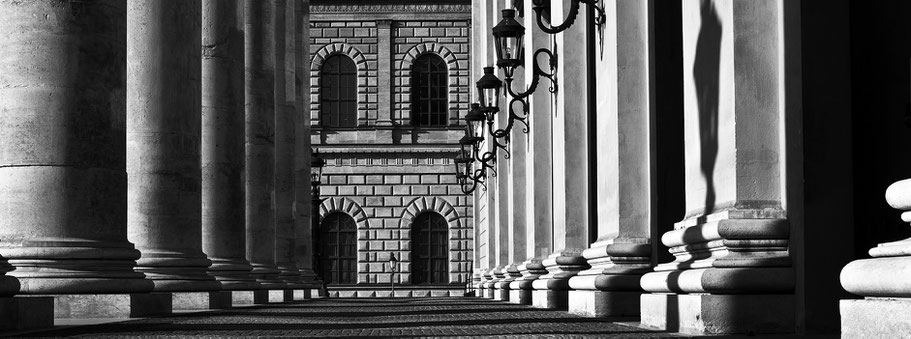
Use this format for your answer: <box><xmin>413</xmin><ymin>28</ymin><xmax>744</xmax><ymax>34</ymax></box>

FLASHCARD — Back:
<box><xmin>476</xmin><ymin>67</ymin><xmax>503</xmax><ymax>113</ymax></box>
<box><xmin>492</xmin><ymin>9</ymin><xmax>525</xmax><ymax>78</ymax></box>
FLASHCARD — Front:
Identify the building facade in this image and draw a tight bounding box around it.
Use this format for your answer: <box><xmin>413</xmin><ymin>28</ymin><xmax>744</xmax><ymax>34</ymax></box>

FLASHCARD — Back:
<box><xmin>309</xmin><ymin>0</ymin><xmax>474</xmax><ymax>296</ymax></box>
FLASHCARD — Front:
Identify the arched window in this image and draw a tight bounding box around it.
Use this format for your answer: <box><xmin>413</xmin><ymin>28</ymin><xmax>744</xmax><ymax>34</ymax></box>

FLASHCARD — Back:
<box><xmin>410</xmin><ymin>54</ymin><xmax>448</xmax><ymax>126</ymax></box>
<box><xmin>319</xmin><ymin>212</ymin><xmax>357</xmax><ymax>284</ymax></box>
<box><xmin>411</xmin><ymin>212</ymin><xmax>449</xmax><ymax>284</ymax></box>
<box><xmin>320</xmin><ymin>55</ymin><xmax>357</xmax><ymax>127</ymax></box>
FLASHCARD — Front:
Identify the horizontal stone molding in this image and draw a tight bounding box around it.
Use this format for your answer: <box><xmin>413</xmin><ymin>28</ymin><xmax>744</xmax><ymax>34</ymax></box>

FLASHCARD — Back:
<box><xmin>311</xmin><ymin>4</ymin><xmax>471</xmax><ymax>14</ymax></box>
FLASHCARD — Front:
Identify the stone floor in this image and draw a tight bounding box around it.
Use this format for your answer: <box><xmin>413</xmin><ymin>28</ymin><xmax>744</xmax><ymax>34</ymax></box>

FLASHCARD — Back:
<box><xmin>11</xmin><ymin>297</ymin><xmax>680</xmax><ymax>338</ymax></box>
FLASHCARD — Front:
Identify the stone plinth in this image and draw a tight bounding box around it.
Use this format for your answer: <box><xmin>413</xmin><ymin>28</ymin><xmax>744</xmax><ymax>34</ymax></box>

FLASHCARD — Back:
<box><xmin>841</xmin><ymin>298</ymin><xmax>911</xmax><ymax>338</ymax></box>
<box><xmin>840</xmin><ymin>178</ymin><xmax>911</xmax><ymax>336</ymax></box>
<box><xmin>568</xmin><ymin>291</ymin><xmax>639</xmax><ymax>317</ymax></box>
<box><xmin>640</xmin><ymin>294</ymin><xmax>794</xmax><ymax>335</ymax></box>
<box><xmin>269</xmin><ymin>290</ymin><xmax>292</xmax><ymax>303</ymax></box>
<box><xmin>172</xmin><ymin>292</ymin><xmax>233</xmax><ymax>310</ymax></box>
<box><xmin>0</xmin><ymin>297</ymin><xmax>53</xmax><ymax>330</ymax></box>
<box><xmin>231</xmin><ymin>290</ymin><xmax>269</xmax><ymax>305</ymax></box>
<box><xmin>52</xmin><ymin>294</ymin><xmax>172</xmax><ymax>319</ymax></box>
<box><xmin>531</xmin><ymin>290</ymin><xmax>568</xmax><ymax>310</ymax></box>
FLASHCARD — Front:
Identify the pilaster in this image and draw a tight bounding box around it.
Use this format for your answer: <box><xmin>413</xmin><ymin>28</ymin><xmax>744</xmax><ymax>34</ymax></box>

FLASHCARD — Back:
<box><xmin>376</xmin><ymin>19</ymin><xmax>394</xmax><ymax>126</ymax></box>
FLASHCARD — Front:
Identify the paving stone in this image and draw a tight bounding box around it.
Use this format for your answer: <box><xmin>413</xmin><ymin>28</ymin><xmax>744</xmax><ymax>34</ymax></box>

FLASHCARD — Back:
<box><xmin>27</xmin><ymin>297</ymin><xmax>677</xmax><ymax>338</ymax></box>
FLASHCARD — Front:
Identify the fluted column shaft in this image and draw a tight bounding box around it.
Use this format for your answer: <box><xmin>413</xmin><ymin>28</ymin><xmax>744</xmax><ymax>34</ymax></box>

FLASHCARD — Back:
<box><xmin>0</xmin><ymin>0</ymin><xmax>150</xmax><ymax>295</ymax></box>
<box><xmin>127</xmin><ymin>0</ymin><xmax>218</xmax><ymax>292</ymax></box>
<box><xmin>245</xmin><ymin>0</ymin><xmax>283</xmax><ymax>288</ymax></box>
<box><xmin>202</xmin><ymin>0</ymin><xmax>259</xmax><ymax>290</ymax></box>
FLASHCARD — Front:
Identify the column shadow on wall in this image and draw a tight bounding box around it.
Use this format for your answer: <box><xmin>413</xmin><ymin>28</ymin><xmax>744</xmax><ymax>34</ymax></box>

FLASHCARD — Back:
<box><xmin>694</xmin><ymin>0</ymin><xmax>722</xmax><ymax>216</ymax></box>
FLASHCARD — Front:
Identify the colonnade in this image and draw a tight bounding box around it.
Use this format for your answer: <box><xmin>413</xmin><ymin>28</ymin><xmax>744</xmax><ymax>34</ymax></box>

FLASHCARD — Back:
<box><xmin>0</xmin><ymin>0</ymin><xmax>315</xmax><ymax>328</ymax></box>
<box><xmin>471</xmin><ymin>0</ymin><xmax>803</xmax><ymax>335</ymax></box>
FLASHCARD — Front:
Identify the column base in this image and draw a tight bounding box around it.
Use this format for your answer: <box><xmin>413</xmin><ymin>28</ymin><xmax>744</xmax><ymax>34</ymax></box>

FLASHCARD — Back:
<box><xmin>172</xmin><ymin>291</ymin><xmax>232</xmax><ymax>310</ymax></box>
<box><xmin>568</xmin><ymin>290</ymin><xmax>640</xmax><ymax>317</ymax></box>
<box><xmin>841</xmin><ymin>298</ymin><xmax>911</xmax><ymax>337</ymax></box>
<box><xmin>0</xmin><ymin>297</ymin><xmax>53</xmax><ymax>330</ymax></box>
<box><xmin>51</xmin><ymin>293</ymin><xmax>172</xmax><ymax>318</ymax></box>
<box><xmin>508</xmin><ymin>289</ymin><xmax>532</xmax><ymax>305</ymax></box>
<box><xmin>231</xmin><ymin>290</ymin><xmax>269</xmax><ymax>305</ymax></box>
<box><xmin>640</xmin><ymin>293</ymin><xmax>794</xmax><ymax>335</ymax></box>
<box><xmin>532</xmin><ymin>290</ymin><xmax>568</xmax><ymax>310</ymax></box>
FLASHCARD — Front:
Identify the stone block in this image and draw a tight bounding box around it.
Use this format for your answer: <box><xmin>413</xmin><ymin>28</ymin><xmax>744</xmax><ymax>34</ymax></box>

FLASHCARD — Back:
<box><xmin>268</xmin><ymin>290</ymin><xmax>290</xmax><ymax>303</ymax></box>
<box><xmin>375</xmin><ymin>207</ymin><xmax>393</xmax><ymax>218</ymax></box>
<box><xmin>53</xmin><ymin>293</ymin><xmax>172</xmax><ymax>319</ymax></box>
<box><xmin>384</xmin><ymin>196</ymin><xmax>402</xmax><ymax>206</ymax></box>
<box><xmin>392</xmin><ymin>185</ymin><xmax>410</xmax><ymax>196</ymax></box>
<box><xmin>410</xmin><ymin>186</ymin><xmax>429</xmax><ymax>196</ymax></box>
<box><xmin>431</xmin><ymin>290</ymin><xmax>450</xmax><ymax>297</ymax></box>
<box><xmin>420</xmin><ymin>175</ymin><xmax>439</xmax><ymax>184</ymax></box>
<box><xmin>403</xmin><ymin>175</ymin><xmax>420</xmax><ymax>184</ymax></box>
<box><xmin>329</xmin><ymin>176</ymin><xmax>346</xmax><ymax>185</ymax></box>
<box><xmin>430</xmin><ymin>185</ymin><xmax>447</xmax><ymax>195</ymax></box>
<box><xmin>384</xmin><ymin>175</ymin><xmax>402</xmax><ymax>184</ymax></box>
<box><xmin>366</xmin><ymin>197</ymin><xmax>383</xmax><ymax>206</ymax></box>
<box><xmin>337</xmin><ymin>185</ymin><xmax>355</xmax><ymax>195</ymax></box>
<box><xmin>640</xmin><ymin>293</ymin><xmax>794</xmax><ymax>335</ymax></box>
<box><xmin>375</xmin><ymin>185</ymin><xmax>392</xmax><ymax>195</ymax></box>
<box><xmin>532</xmin><ymin>290</ymin><xmax>568</xmax><ymax>310</ymax></box>
<box><xmin>567</xmin><ymin>290</ymin><xmax>640</xmax><ymax>317</ymax></box>
<box><xmin>375</xmin><ymin>290</ymin><xmax>393</xmax><ymax>298</ymax></box>
<box><xmin>0</xmin><ymin>297</ymin><xmax>53</xmax><ymax>330</ymax></box>
<box><xmin>384</xmin><ymin>241</ymin><xmax>400</xmax><ymax>250</ymax></box>
<box><xmin>339</xmin><ymin>28</ymin><xmax>353</xmax><ymax>37</ymax></box>
<box><xmin>509</xmin><ymin>289</ymin><xmax>533</xmax><ymax>305</ymax></box>
<box><xmin>841</xmin><ymin>298</ymin><xmax>911</xmax><ymax>338</ymax></box>
<box><xmin>357</xmin><ymin>291</ymin><xmax>376</xmax><ymax>298</ymax></box>
<box><xmin>232</xmin><ymin>290</ymin><xmax>269</xmax><ymax>305</ymax></box>
<box><xmin>366</xmin><ymin>175</ymin><xmax>383</xmax><ymax>184</ymax></box>
<box><xmin>173</xmin><ymin>291</ymin><xmax>232</xmax><ymax>310</ymax></box>
<box><xmin>394</xmin><ymin>290</ymin><xmax>413</xmax><ymax>297</ymax></box>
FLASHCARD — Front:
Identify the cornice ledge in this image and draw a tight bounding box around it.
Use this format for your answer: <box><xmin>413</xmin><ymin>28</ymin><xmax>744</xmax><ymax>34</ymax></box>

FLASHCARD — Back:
<box><xmin>311</xmin><ymin>4</ymin><xmax>471</xmax><ymax>14</ymax></box>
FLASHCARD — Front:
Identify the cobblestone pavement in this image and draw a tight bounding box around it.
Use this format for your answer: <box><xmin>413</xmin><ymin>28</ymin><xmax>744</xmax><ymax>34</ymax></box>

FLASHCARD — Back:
<box><xmin>29</xmin><ymin>297</ymin><xmax>678</xmax><ymax>338</ymax></box>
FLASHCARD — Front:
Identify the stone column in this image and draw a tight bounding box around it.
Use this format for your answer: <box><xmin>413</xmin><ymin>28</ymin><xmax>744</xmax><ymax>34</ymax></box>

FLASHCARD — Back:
<box><xmin>840</xmin><ymin>179</ymin><xmax>911</xmax><ymax>337</ymax></box>
<box><xmin>496</xmin><ymin>2</ymin><xmax>528</xmax><ymax>304</ymax></box>
<box><xmin>295</xmin><ymin>0</ymin><xmax>319</xmax><ymax>292</ymax></box>
<box><xmin>509</xmin><ymin>0</ymin><xmax>553</xmax><ymax>305</ymax></box>
<box><xmin>274</xmin><ymin>0</ymin><xmax>303</xmax><ymax>292</ymax></box>
<box><xmin>245</xmin><ymin>0</ymin><xmax>284</xmax><ymax>290</ymax></box>
<box><xmin>531</xmin><ymin>0</ymin><xmax>591</xmax><ymax>310</ymax></box>
<box><xmin>567</xmin><ymin>0</ymin><xmax>654</xmax><ymax>317</ymax></box>
<box><xmin>127</xmin><ymin>0</ymin><xmax>219</xmax><ymax>293</ymax></box>
<box><xmin>202</xmin><ymin>0</ymin><xmax>259</xmax><ymax>292</ymax></box>
<box><xmin>0</xmin><ymin>0</ymin><xmax>151</xmax><ymax>296</ymax></box>
<box><xmin>639</xmin><ymin>0</ymin><xmax>794</xmax><ymax>334</ymax></box>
